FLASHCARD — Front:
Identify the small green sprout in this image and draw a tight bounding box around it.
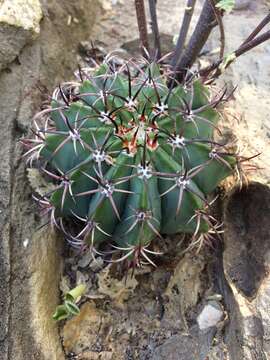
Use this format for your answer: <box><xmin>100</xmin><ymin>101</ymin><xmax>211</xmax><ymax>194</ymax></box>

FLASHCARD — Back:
<box><xmin>53</xmin><ymin>284</ymin><xmax>86</xmax><ymax>321</ymax></box>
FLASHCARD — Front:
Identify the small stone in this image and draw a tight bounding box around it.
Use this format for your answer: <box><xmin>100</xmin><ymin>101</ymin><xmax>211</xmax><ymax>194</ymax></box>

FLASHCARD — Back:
<box><xmin>23</xmin><ymin>238</ymin><xmax>29</xmax><ymax>248</ymax></box>
<box><xmin>207</xmin><ymin>293</ymin><xmax>223</xmax><ymax>301</ymax></box>
<box><xmin>77</xmin><ymin>251</ymin><xmax>92</xmax><ymax>268</ymax></box>
<box><xmin>67</xmin><ymin>15</ymin><xmax>72</xmax><ymax>26</ymax></box>
<box><xmin>76</xmin><ymin>351</ymin><xmax>112</xmax><ymax>360</ymax></box>
<box><xmin>152</xmin><ymin>335</ymin><xmax>200</xmax><ymax>360</ymax></box>
<box><xmin>76</xmin><ymin>270</ymin><xmax>89</xmax><ymax>285</ymax></box>
<box><xmin>197</xmin><ymin>301</ymin><xmax>224</xmax><ymax>330</ymax></box>
<box><xmin>89</xmin><ymin>256</ymin><xmax>104</xmax><ymax>271</ymax></box>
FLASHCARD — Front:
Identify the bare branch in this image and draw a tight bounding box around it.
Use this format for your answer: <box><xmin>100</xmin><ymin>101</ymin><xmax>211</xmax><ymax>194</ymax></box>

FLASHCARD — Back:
<box><xmin>209</xmin><ymin>0</ymin><xmax>225</xmax><ymax>59</ymax></box>
<box><xmin>236</xmin><ymin>29</ymin><xmax>270</xmax><ymax>58</ymax></box>
<box><xmin>174</xmin><ymin>0</ymin><xmax>219</xmax><ymax>81</ymax></box>
<box><xmin>170</xmin><ymin>0</ymin><xmax>197</xmax><ymax>69</ymax></box>
<box><xmin>241</xmin><ymin>11</ymin><xmax>270</xmax><ymax>46</ymax></box>
<box><xmin>148</xmin><ymin>0</ymin><xmax>161</xmax><ymax>60</ymax></box>
<box><xmin>135</xmin><ymin>0</ymin><xmax>149</xmax><ymax>55</ymax></box>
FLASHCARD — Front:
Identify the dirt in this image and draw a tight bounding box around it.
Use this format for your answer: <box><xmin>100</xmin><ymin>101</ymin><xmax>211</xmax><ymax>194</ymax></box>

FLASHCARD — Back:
<box><xmin>61</xmin><ymin>248</ymin><xmax>215</xmax><ymax>359</ymax></box>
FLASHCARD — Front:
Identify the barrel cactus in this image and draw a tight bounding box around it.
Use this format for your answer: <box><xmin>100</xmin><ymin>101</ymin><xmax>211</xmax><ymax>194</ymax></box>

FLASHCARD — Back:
<box><xmin>23</xmin><ymin>59</ymin><xmax>236</xmax><ymax>267</ymax></box>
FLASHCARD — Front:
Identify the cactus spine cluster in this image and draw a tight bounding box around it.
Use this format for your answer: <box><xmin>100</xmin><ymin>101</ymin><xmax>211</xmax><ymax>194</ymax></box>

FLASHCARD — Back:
<box><xmin>23</xmin><ymin>59</ymin><xmax>236</xmax><ymax>266</ymax></box>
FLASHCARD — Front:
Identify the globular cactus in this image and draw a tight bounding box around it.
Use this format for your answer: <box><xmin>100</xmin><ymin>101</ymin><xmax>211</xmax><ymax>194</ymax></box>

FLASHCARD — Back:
<box><xmin>23</xmin><ymin>58</ymin><xmax>237</xmax><ymax>267</ymax></box>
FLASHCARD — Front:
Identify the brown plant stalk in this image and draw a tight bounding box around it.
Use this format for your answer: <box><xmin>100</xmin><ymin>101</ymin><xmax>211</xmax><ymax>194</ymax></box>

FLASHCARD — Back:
<box><xmin>148</xmin><ymin>0</ymin><xmax>161</xmax><ymax>60</ymax></box>
<box><xmin>209</xmin><ymin>0</ymin><xmax>225</xmax><ymax>59</ymax></box>
<box><xmin>135</xmin><ymin>0</ymin><xmax>149</xmax><ymax>55</ymax></box>
<box><xmin>170</xmin><ymin>0</ymin><xmax>197</xmax><ymax>69</ymax></box>
<box><xmin>174</xmin><ymin>0</ymin><xmax>219</xmax><ymax>81</ymax></box>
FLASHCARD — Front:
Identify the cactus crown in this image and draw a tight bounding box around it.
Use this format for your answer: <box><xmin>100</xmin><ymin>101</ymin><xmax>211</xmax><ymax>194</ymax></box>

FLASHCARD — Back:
<box><xmin>23</xmin><ymin>58</ymin><xmax>236</xmax><ymax>267</ymax></box>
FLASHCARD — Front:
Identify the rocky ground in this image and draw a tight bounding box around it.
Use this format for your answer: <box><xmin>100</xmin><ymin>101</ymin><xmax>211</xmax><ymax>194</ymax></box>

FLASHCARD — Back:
<box><xmin>0</xmin><ymin>1</ymin><xmax>270</xmax><ymax>360</ymax></box>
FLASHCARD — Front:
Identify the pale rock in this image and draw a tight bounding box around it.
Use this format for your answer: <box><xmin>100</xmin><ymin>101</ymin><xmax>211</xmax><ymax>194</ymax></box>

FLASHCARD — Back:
<box><xmin>152</xmin><ymin>335</ymin><xmax>200</xmax><ymax>360</ymax></box>
<box><xmin>197</xmin><ymin>301</ymin><xmax>224</xmax><ymax>330</ymax></box>
<box><xmin>234</xmin><ymin>0</ymin><xmax>252</xmax><ymax>10</ymax></box>
<box><xmin>77</xmin><ymin>251</ymin><xmax>93</xmax><ymax>268</ymax></box>
<box><xmin>0</xmin><ymin>0</ymin><xmax>43</xmax><ymax>70</ymax></box>
<box><xmin>0</xmin><ymin>0</ymin><xmax>101</xmax><ymax>358</ymax></box>
<box><xmin>89</xmin><ymin>256</ymin><xmax>104</xmax><ymax>271</ymax></box>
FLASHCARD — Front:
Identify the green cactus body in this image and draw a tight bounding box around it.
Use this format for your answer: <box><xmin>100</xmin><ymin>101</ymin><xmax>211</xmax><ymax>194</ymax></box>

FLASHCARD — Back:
<box><xmin>25</xmin><ymin>61</ymin><xmax>236</xmax><ymax>266</ymax></box>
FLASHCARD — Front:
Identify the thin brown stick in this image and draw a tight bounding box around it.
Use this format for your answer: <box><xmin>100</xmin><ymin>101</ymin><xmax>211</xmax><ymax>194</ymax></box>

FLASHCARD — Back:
<box><xmin>236</xmin><ymin>30</ymin><xmax>270</xmax><ymax>57</ymax></box>
<box><xmin>170</xmin><ymin>0</ymin><xmax>197</xmax><ymax>69</ymax></box>
<box><xmin>241</xmin><ymin>11</ymin><xmax>270</xmax><ymax>46</ymax></box>
<box><xmin>174</xmin><ymin>0</ymin><xmax>219</xmax><ymax>81</ymax></box>
<box><xmin>134</xmin><ymin>0</ymin><xmax>149</xmax><ymax>55</ymax></box>
<box><xmin>148</xmin><ymin>0</ymin><xmax>161</xmax><ymax>60</ymax></box>
<box><xmin>209</xmin><ymin>0</ymin><xmax>225</xmax><ymax>59</ymax></box>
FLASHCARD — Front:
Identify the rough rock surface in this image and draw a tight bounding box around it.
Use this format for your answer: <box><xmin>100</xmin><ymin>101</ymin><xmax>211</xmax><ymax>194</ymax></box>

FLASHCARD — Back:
<box><xmin>0</xmin><ymin>0</ymin><xmax>43</xmax><ymax>71</ymax></box>
<box><xmin>224</xmin><ymin>184</ymin><xmax>270</xmax><ymax>299</ymax></box>
<box><xmin>223</xmin><ymin>183</ymin><xmax>270</xmax><ymax>360</ymax></box>
<box><xmin>234</xmin><ymin>0</ymin><xmax>252</xmax><ymax>10</ymax></box>
<box><xmin>152</xmin><ymin>335</ymin><xmax>200</xmax><ymax>360</ymax></box>
<box><xmin>0</xmin><ymin>0</ymin><xmax>100</xmax><ymax>359</ymax></box>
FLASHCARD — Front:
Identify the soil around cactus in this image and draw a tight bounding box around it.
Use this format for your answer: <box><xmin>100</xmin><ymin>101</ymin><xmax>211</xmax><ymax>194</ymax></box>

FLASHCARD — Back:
<box><xmin>58</xmin><ymin>183</ymin><xmax>270</xmax><ymax>360</ymax></box>
<box><xmin>60</xmin><ymin>236</ymin><xmax>215</xmax><ymax>359</ymax></box>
